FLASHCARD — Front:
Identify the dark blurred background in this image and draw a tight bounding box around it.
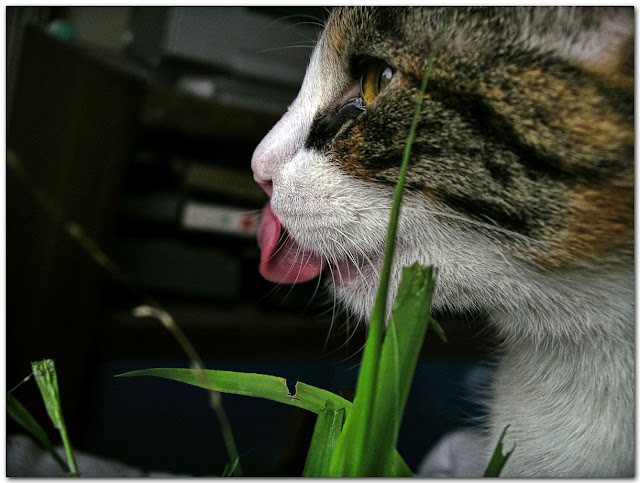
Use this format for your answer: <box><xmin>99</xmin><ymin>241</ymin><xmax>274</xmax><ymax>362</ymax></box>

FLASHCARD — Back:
<box><xmin>6</xmin><ymin>6</ymin><xmax>494</xmax><ymax>476</ymax></box>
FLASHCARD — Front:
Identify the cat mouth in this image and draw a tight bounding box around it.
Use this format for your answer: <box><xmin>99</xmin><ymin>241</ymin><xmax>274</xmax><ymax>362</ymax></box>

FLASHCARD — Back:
<box><xmin>257</xmin><ymin>202</ymin><xmax>326</xmax><ymax>284</ymax></box>
<box><xmin>257</xmin><ymin>202</ymin><xmax>364</xmax><ymax>286</ymax></box>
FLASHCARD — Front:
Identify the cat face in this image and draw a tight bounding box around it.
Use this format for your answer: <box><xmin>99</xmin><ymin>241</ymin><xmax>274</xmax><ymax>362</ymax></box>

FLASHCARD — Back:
<box><xmin>252</xmin><ymin>7</ymin><xmax>633</xmax><ymax>320</ymax></box>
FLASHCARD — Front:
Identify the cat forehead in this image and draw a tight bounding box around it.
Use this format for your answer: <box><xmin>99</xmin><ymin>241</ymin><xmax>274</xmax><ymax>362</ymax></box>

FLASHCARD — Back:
<box><xmin>321</xmin><ymin>7</ymin><xmax>633</xmax><ymax>72</ymax></box>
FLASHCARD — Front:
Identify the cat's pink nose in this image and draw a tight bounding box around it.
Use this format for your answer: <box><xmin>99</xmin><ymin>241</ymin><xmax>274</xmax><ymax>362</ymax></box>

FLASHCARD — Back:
<box><xmin>252</xmin><ymin>107</ymin><xmax>305</xmax><ymax>199</ymax></box>
<box><xmin>252</xmin><ymin>128</ymin><xmax>282</xmax><ymax>198</ymax></box>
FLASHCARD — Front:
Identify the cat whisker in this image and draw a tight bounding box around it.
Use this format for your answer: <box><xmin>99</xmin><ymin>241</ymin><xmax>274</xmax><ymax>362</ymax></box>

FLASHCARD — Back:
<box><xmin>333</xmin><ymin>313</ymin><xmax>366</xmax><ymax>361</ymax></box>
<box><xmin>303</xmin><ymin>265</ymin><xmax>325</xmax><ymax>313</ymax></box>
<box><xmin>327</xmin><ymin>234</ymin><xmax>367</xmax><ymax>282</ymax></box>
<box><xmin>263</xmin><ymin>13</ymin><xmax>325</xmax><ymax>29</ymax></box>
<box><xmin>323</xmin><ymin>242</ymin><xmax>347</xmax><ymax>287</ymax></box>
<box><xmin>320</xmin><ymin>239</ymin><xmax>347</xmax><ymax>343</ymax></box>
<box><xmin>324</xmin><ymin>284</ymin><xmax>340</xmax><ymax>347</ymax></box>
<box><xmin>257</xmin><ymin>43</ymin><xmax>317</xmax><ymax>55</ymax></box>
<box><xmin>259</xmin><ymin>14</ymin><xmax>315</xmax><ymax>35</ymax></box>
<box><xmin>282</xmin><ymin>20</ymin><xmax>326</xmax><ymax>33</ymax></box>
<box><xmin>423</xmin><ymin>208</ymin><xmax>548</xmax><ymax>247</ymax></box>
<box><xmin>235</xmin><ymin>208</ymin><xmax>265</xmax><ymax>217</ymax></box>
<box><xmin>333</xmin><ymin>226</ymin><xmax>380</xmax><ymax>283</ymax></box>
<box><xmin>284</xmin><ymin>243</ymin><xmax>311</xmax><ymax>287</ymax></box>
<box><xmin>313</xmin><ymin>238</ymin><xmax>370</xmax><ymax>360</ymax></box>
<box><xmin>344</xmin><ymin>341</ymin><xmax>367</xmax><ymax>371</ymax></box>
<box><xmin>267</xmin><ymin>229</ymin><xmax>293</xmax><ymax>261</ymax></box>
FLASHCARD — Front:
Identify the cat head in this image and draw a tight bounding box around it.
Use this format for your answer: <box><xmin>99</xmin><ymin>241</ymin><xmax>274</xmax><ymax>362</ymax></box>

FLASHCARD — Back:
<box><xmin>251</xmin><ymin>7</ymin><xmax>634</xmax><ymax>321</ymax></box>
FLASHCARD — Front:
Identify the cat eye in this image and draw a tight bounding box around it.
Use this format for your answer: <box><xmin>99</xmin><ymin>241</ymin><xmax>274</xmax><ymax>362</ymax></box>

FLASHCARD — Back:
<box><xmin>360</xmin><ymin>62</ymin><xmax>393</xmax><ymax>107</ymax></box>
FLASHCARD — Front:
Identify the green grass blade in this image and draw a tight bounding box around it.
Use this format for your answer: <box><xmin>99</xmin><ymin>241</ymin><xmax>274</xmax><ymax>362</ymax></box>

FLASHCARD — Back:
<box><xmin>31</xmin><ymin>360</ymin><xmax>79</xmax><ymax>476</ymax></box>
<box><xmin>367</xmin><ymin>264</ymin><xmax>436</xmax><ymax>474</ymax></box>
<box><xmin>327</xmin><ymin>329</ymin><xmax>381</xmax><ymax>475</ymax></box>
<box><xmin>292</xmin><ymin>381</ymin><xmax>353</xmax><ymax>413</ymax></box>
<box><xmin>327</xmin><ymin>266</ymin><xmax>437</xmax><ymax>477</ymax></box>
<box><xmin>383</xmin><ymin>264</ymin><xmax>436</xmax><ymax>418</ymax></box>
<box><xmin>117</xmin><ymin>368</ymin><xmax>352</xmax><ymax>415</ymax></box>
<box><xmin>428</xmin><ymin>316</ymin><xmax>448</xmax><ymax>343</ymax></box>
<box><xmin>220</xmin><ymin>457</ymin><xmax>240</xmax><ymax>477</ymax></box>
<box><xmin>484</xmin><ymin>425</ymin><xmax>515</xmax><ymax>477</ymax></box>
<box><xmin>31</xmin><ymin>360</ymin><xmax>63</xmax><ymax>430</ymax></box>
<box><xmin>302</xmin><ymin>406</ymin><xmax>345</xmax><ymax>477</ymax></box>
<box><xmin>7</xmin><ymin>392</ymin><xmax>70</xmax><ymax>474</ymax></box>
<box><xmin>369</xmin><ymin>5</ymin><xmax>454</xmax><ymax>332</ymax></box>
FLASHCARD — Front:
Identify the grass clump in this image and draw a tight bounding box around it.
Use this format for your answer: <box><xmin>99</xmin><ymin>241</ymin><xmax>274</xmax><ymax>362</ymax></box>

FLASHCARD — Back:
<box><xmin>8</xmin><ymin>359</ymin><xmax>79</xmax><ymax>476</ymax></box>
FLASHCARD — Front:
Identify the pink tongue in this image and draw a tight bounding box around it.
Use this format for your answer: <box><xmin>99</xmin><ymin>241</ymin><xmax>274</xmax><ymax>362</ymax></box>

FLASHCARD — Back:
<box><xmin>257</xmin><ymin>202</ymin><xmax>325</xmax><ymax>284</ymax></box>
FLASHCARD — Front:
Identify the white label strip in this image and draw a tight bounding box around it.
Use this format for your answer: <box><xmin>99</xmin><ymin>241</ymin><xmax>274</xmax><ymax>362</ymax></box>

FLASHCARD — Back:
<box><xmin>181</xmin><ymin>201</ymin><xmax>258</xmax><ymax>238</ymax></box>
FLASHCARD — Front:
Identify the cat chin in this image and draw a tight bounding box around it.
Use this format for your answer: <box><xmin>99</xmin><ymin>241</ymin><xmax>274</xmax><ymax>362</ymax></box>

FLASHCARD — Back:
<box><xmin>324</xmin><ymin>246</ymin><xmax>478</xmax><ymax>323</ymax></box>
<box><xmin>327</xmin><ymin>266</ymin><xmax>457</xmax><ymax>323</ymax></box>
<box><xmin>329</xmin><ymin>278</ymin><xmax>377</xmax><ymax>321</ymax></box>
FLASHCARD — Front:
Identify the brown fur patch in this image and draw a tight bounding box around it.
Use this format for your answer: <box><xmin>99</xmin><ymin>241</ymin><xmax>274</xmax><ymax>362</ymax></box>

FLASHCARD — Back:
<box><xmin>479</xmin><ymin>64</ymin><xmax>633</xmax><ymax>174</ymax></box>
<box><xmin>529</xmin><ymin>175</ymin><xmax>634</xmax><ymax>266</ymax></box>
<box><xmin>324</xmin><ymin>19</ymin><xmax>346</xmax><ymax>58</ymax></box>
<box><xmin>334</xmin><ymin>125</ymin><xmax>373</xmax><ymax>181</ymax></box>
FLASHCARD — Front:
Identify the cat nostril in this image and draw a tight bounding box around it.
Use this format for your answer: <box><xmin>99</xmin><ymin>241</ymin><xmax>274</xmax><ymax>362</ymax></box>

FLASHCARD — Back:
<box><xmin>254</xmin><ymin>175</ymin><xmax>273</xmax><ymax>197</ymax></box>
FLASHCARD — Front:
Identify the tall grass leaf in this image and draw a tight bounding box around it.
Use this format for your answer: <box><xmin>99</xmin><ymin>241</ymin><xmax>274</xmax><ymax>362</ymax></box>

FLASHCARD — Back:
<box><xmin>328</xmin><ymin>8</ymin><xmax>453</xmax><ymax>477</ymax></box>
<box><xmin>302</xmin><ymin>406</ymin><xmax>345</xmax><ymax>477</ymax></box>
<box><xmin>366</xmin><ymin>264</ymin><xmax>435</xmax><ymax>475</ymax></box>
<box><xmin>484</xmin><ymin>425</ymin><xmax>515</xmax><ymax>477</ymax></box>
<box><xmin>31</xmin><ymin>360</ymin><xmax>79</xmax><ymax>476</ymax></box>
<box><xmin>7</xmin><ymin>392</ymin><xmax>70</xmax><ymax>474</ymax></box>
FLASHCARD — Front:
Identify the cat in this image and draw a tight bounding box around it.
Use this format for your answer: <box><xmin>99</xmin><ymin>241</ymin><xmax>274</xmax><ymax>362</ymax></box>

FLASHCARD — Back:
<box><xmin>251</xmin><ymin>7</ymin><xmax>634</xmax><ymax>477</ymax></box>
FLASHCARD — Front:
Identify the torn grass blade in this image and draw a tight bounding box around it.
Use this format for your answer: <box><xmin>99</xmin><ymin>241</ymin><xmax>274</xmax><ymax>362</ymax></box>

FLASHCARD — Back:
<box><xmin>117</xmin><ymin>368</ymin><xmax>352</xmax><ymax>415</ymax></box>
<box><xmin>31</xmin><ymin>360</ymin><xmax>79</xmax><ymax>476</ymax></box>
<box><xmin>7</xmin><ymin>392</ymin><xmax>70</xmax><ymax>474</ymax></box>
<box><xmin>302</xmin><ymin>406</ymin><xmax>345</xmax><ymax>477</ymax></box>
<box><xmin>118</xmin><ymin>367</ymin><xmax>413</xmax><ymax>476</ymax></box>
<box><xmin>484</xmin><ymin>425</ymin><xmax>515</xmax><ymax>477</ymax></box>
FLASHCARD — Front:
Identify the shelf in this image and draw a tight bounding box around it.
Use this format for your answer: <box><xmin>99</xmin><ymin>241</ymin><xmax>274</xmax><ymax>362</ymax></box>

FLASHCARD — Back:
<box><xmin>141</xmin><ymin>86</ymin><xmax>282</xmax><ymax>145</ymax></box>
